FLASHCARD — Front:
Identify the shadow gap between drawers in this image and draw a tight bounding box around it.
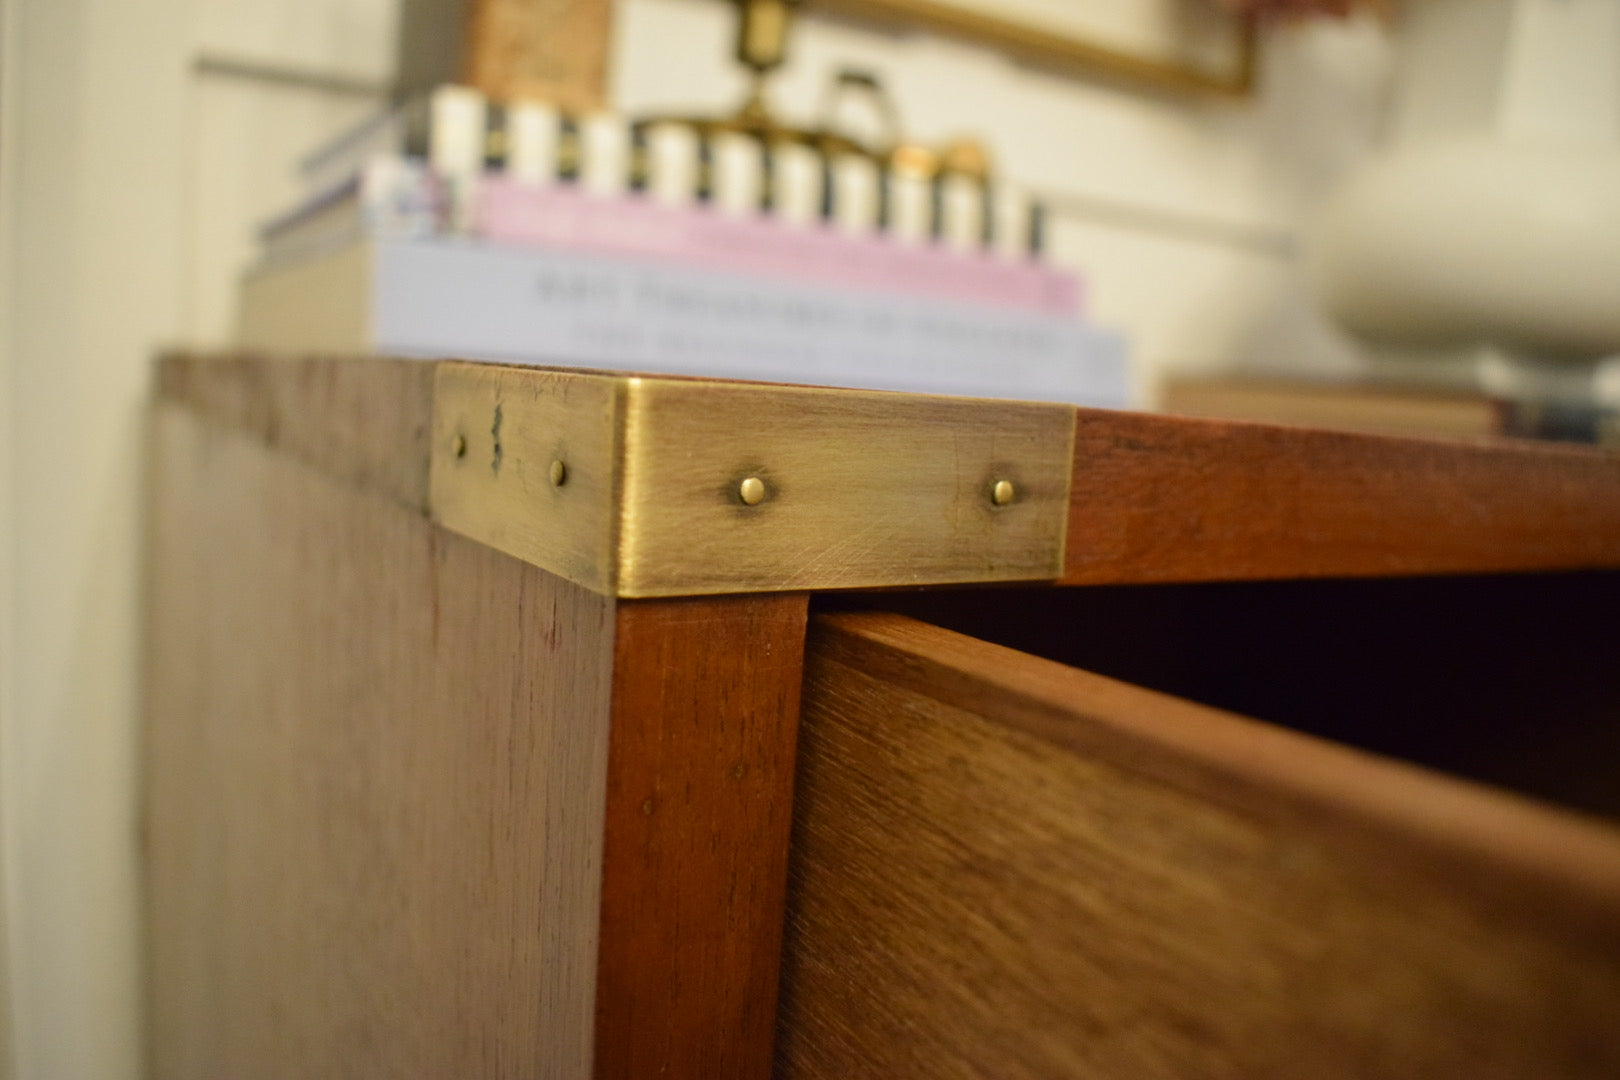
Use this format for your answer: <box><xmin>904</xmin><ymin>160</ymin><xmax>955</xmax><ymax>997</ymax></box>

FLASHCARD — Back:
<box><xmin>817</xmin><ymin>571</ymin><xmax>1620</xmax><ymax>822</ymax></box>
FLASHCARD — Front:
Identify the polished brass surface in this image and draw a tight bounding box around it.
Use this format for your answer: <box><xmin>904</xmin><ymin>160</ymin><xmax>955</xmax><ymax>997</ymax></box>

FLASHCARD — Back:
<box><xmin>431</xmin><ymin>364</ymin><xmax>623</xmax><ymax>595</ymax></box>
<box><xmin>430</xmin><ymin>363</ymin><xmax>1074</xmax><ymax>597</ymax></box>
<box><xmin>939</xmin><ymin>138</ymin><xmax>991</xmax><ymax>183</ymax></box>
<box><xmin>991</xmin><ymin>479</ymin><xmax>1015</xmax><ymax>506</ymax></box>
<box><xmin>736</xmin><ymin>0</ymin><xmax>802</xmax><ymax>72</ymax></box>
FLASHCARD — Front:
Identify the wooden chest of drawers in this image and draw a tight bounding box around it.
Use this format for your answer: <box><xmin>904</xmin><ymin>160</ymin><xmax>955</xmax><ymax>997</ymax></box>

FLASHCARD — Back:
<box><xmin>145</xmin><ymin>354</ymin><xmax>1620</xmax><ymax>1077</ymax></box>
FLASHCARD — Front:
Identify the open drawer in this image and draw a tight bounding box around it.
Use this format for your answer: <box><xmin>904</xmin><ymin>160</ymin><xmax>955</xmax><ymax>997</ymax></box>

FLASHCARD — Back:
<box><xmin>779</xmin><ymin>577</ymin><xmax>1620</xmax><ymax>1078</ymax></box>
<box><xmin>148</xmin><ymin>355</ymin><xmax>1620</xmax><ymax>1078</ymax></box>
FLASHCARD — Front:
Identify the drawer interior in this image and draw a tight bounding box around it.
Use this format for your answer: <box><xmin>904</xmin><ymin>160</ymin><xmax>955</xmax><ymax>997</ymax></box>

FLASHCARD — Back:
<box><xmin>823</xmin><ymin>571</ymin><xmax>1620</xmax><ymax>820</ymax></box>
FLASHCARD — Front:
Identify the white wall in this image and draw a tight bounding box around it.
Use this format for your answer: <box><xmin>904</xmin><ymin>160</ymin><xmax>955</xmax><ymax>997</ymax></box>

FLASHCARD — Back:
<box><xmin>1</xmin><ymin>1</ymin><xmax>1389</xmax><ymax>1076</ymax></box>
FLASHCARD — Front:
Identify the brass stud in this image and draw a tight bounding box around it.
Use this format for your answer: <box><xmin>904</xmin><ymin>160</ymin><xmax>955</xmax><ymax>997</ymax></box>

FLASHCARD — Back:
<box><xmin>549</xmin><ymin>459</ymin><xmax>568</xmax><ymax>487</ymax></box>
<box><xmin>451</xmin><ymin>433</ymin><xmax>467</xmax><ymax>459</ymax></box>
<box><xmin>991</xmin><ymin>479</ymin><xmax>1015</xmax><ymax>506</ymax></box>
<box><xmin>739</xmin><ymin>476</ymin><xmax>767</xmax><ymax>506</ymax></box>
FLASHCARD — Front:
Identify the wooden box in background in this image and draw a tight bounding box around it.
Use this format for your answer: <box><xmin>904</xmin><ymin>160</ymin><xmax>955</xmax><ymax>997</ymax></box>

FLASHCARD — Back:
<box><xmin>397</xmin><ymin>0</ymin><xmax>612</xmax><ymax>111</ymax></box>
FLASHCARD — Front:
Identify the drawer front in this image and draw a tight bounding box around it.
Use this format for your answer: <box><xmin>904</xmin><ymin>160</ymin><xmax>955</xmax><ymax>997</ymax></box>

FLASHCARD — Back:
<box><xmin>777</xmin><ymin>612</ymin><xmax>1620</xmax><ymax>1079</ymax></box>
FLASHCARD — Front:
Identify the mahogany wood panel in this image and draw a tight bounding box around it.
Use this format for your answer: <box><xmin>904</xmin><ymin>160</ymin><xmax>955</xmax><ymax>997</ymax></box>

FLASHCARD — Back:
<box><xmin>1063</xmin><ymin>408</ymin><xmax>1620</xmax><ymax>583</ymax></box>
<box><xmin>158</xmin><ymin>355</ymin><xmax>1620</xmax><ymax>588</ymax></box>
<box><xmin>776</xmin><ymin>611</ymin><xmax>1620</xmax><ymax>1078</ymax></box>
<box><xmin>145</xmin><ymin>405</ymin><xmax>614</xmax><ymax>1077</ymax></box>
<box><xmin>146</xmin><ymin>406</ymin><xmax>808</xmax><ymax>1078</ymax></box>
<box><xmin>156</xmin><ymin>352</ymin><xmax>436</xmax><ymax>512</ymax></box>
<box><xmin>831</xmin><ymin>573</ymin><xmax>1620</xmax><ymax>818</ymax></box>
<box><xmin>595</xmin><ymin>595</ymin><xmax>809</xmax><ymax>1078</ymax></box>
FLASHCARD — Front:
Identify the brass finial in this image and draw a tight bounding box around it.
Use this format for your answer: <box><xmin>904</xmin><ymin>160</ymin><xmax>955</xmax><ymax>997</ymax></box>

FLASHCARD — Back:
<box><xmin>735</xmin><ymin>0</ymin><xmax>802</xmax><ymax>74</ymax></box>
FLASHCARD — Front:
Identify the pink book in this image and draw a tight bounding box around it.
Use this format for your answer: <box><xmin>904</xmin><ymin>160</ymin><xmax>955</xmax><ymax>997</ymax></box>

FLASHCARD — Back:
<box><xmin>472</xmin><ymin>177</ymin><xmax>1082</xmax><ymax>317</ymax></box>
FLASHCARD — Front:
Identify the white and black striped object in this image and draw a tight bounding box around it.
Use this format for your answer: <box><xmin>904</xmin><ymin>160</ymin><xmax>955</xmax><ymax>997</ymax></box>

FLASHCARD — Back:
<box><xmin>437</xmin><ymin>88</ymin><xmax>1047</xmax><ymax>259</ymax></box>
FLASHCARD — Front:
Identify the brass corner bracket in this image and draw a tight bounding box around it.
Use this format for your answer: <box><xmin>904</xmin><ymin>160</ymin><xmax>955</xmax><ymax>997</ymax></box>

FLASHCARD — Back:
<box><xmin>429</xmin><ymin>362</ymin><xmax>1074</xmax><ymax>597</ymax></box>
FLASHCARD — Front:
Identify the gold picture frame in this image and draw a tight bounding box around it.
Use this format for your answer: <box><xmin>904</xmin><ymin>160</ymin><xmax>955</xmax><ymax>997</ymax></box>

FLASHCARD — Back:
<box><xmin>806</xmin><ymin>0</ymin><xmax>1258</xmax><ymax>99</ymax></box>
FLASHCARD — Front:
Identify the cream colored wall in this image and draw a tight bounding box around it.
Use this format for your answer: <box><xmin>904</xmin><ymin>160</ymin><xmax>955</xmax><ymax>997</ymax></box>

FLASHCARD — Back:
<box><xmin>0</xmin><ymin>0</ymin><xmax>17</xmax><ymax>1073</ymax></box>
<box><xmin>1</xmin><ymin>1</ymin><xmax>1388</xmax><ymax>1076</ymax></box>
<box><xmin>2</xmin><ymin>0</ymin><xmax>190</xmax><ymax>1075</ymax></box>
<box><xmin>184</xmin><ymin>0</ymin><xmax>396</xmax><ymax>342</ymax></box>
<box><xmin>0</xmin><ymin>1</ymin><xmax>390</xmax><ymax>1076</ymax></box>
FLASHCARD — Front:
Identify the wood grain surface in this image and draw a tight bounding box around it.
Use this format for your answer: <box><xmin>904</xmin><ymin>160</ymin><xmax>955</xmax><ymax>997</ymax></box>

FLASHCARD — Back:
<box><xmin>830</xmin><ymin>573</ymin><xmax>1620</xmax><ymax>819</ymax></box>
<box><xmin>463</xmin><ymin>0</ymin><xmax>612</xmax><ymax>111</ymax></box>
<box><xmin>156</xmin><ymin>351</ymin><xmax>435</xmax><ymax>511</ymax></box>
<box><xmin>146</xmin><ymin>405</ymin><xmax>808</xmax><ymax>1077</ymax></box>
<box><xmin>157</xmin><ymin>355</ymin><xmax>1620</xmax><ymax>589</ymax></box>
<box><xmin>594</xmin><ymin>595</ymin><xmax>809</xmax><ymax>1078</ymax></box>
<box><xmin>776</xmin><ymin>611</ymin><xmax>1620</xmax><ymax>1078</ymax></box>
<box><xmin>146</xmin><ymin>404</ymin><xmax>614</xmax><ymax>1077</ymax></box>
<box><xmin>1064</xmin><ymin>407</ymin><xmax>1620</xmax><ymax>583</ymax></box>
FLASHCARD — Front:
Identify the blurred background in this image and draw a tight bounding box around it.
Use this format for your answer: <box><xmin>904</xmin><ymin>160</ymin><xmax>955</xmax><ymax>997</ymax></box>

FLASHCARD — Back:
<box><xmin>1</xmin><ymin>0</ymin><xmax>1614</xmax><ymax>1075</ymax></box>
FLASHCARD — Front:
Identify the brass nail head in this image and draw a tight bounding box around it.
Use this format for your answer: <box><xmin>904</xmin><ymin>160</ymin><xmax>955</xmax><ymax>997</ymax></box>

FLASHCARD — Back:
<box><xmin>549</xmin><ymin>459</ymin><xmax>568</xmax><ymax>487</ymax></box>
<box><xmin>452</xmin><ymin>433</ymin><xmax>468</xmax><ymax>459</ymax></box>
<box><xmin>739</xmin><ymin>476</ymin><xmax>767</xmax><ymax>506</ymax></box>
<box><xmin>991</xmin><ymin>479</ymin><xmax>1015</xmax><ymax>506</ymax></box>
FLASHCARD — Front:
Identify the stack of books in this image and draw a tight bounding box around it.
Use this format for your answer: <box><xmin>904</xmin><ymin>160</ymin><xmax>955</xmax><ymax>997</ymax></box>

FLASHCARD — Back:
<box><xmin>239</xmin><ymin>86</ymin><xmax>1129</xmax><ymax>407</ymax></box>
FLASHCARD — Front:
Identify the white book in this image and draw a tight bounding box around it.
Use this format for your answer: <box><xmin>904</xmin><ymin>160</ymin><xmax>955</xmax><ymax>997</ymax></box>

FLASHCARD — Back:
<box><xmin>238</xmin><ymin>236</ymin><xmax>1129</xmax><ymax>408</ymax></box>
